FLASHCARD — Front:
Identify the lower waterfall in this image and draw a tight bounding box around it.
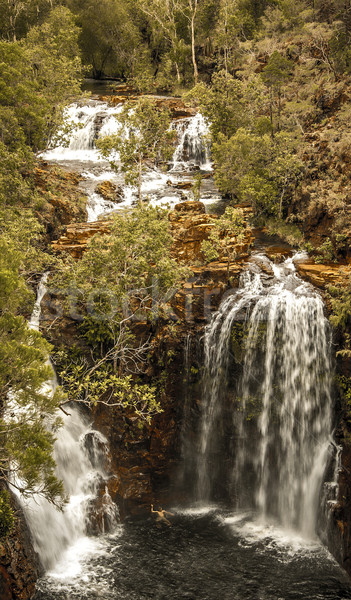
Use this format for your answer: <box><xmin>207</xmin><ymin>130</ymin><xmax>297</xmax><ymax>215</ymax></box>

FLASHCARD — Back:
<box><xmin>15</xmin><ymin>277</ymin><xmax>119</xmax><ymax>574</ymax></box>
<box><xmin>195</xmin><ymin>253</ymin><xmax>334</xmax><ymax>537</ymax></box>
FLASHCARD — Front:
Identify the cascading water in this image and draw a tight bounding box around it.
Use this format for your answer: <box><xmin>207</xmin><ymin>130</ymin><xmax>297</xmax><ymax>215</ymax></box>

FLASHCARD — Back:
<box><xmin>43</xmin><ymin>102</ymin><xmax>214</xmax><ymax>222</ymax></box>
<box><xmin>171</xmin><ymin>113</ymin><xmax>211</xmax><ymax>172</ymax></box>
<box><xmin>195</xmin><ymin>253</ymin><xmax>335</xmax><ymax>537</ymax></box>
<box><xmin>16</xmin><ymin>278</ymin><xmax>119</xmax><ymax>574</ymax></box>
<box><xmin>23</xmin><ymin>99</ymin><xmax>351</xmax><ymax>599</ymax></box>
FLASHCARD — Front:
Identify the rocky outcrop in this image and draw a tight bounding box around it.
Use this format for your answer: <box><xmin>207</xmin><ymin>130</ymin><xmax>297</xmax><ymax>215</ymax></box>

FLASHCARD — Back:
<box><xmin>52</xmin><ymin>219</ymin><xmax>111</xmax><ymax>259</ymax></box>
<box><xmin>170</xmin><ymin>201</ymin><xmax>254</xmax><ymax>263</ymax></box>
<box><xmin>51</xmin><ymin>200</ymin><xmax>254</xmax><ymax>265</ymax></box>
<box><xmin>100</xmin><ymin>94</ymin><xmax>197</xmax><ymax>120</ymax></box>
<box><xmin>34</xmin><ymin>163</ymin><xmax>87</xmax><ymax>241</ymax></box>
<box><xmin>95</xmin><ymin>181</ymin><xmax>123</xmax><ymax>203</ymax></box>
<box><xmin>296</xmin><ymin>260</ymin><xmax>351</xmax><ymax>289</ymax></box>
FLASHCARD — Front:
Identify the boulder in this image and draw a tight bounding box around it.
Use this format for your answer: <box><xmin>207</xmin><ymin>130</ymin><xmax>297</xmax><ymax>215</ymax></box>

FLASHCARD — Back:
<box><xmin>96</xmin><ymin>181</ymin><xmax>123</xmax><ymax>203</ymax></box>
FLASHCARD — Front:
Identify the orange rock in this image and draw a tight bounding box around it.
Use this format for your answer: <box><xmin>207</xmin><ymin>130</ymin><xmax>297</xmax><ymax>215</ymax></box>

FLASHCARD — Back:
<box><xmin>296</xmin><ymin>260</ymin><xmax>351</xmax><ymax>289</ymax></box>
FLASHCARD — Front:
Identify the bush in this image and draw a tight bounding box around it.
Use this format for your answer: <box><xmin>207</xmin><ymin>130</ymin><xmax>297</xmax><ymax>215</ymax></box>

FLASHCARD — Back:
<box><xmin>0</xmin><ymin>490</ymin><xmax>14</xmax><ymax>539</ymax></box>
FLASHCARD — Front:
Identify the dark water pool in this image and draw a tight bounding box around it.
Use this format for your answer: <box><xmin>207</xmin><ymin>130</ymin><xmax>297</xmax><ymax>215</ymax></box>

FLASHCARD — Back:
<box><xmin>33</xmin><ymin>510</ymin><xmax>351</xmax><ymax>600</ymax></box>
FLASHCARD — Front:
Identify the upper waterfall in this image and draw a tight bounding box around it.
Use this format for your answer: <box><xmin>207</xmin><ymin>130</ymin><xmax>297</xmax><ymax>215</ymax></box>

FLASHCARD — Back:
<box><xmin>194</xmin><ymin>253</ymin><xmax>334</xmax><ymax>537</ymax></box>
<box><xmin>171</xmin><ymin>113</ymin><xmax>211</xmax><ymax>171</ymax></box>
<box><xmin>42</xmin><ymin>101</ymin><xmax>214</xmax><ymax>221</ymax></box>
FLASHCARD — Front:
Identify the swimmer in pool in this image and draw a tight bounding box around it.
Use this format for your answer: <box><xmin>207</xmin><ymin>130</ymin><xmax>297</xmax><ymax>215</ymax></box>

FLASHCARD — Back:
<box><xmin>150</xmin><ymin>504</ymin><xmax>174</xmax><ymax>526</ymax></box>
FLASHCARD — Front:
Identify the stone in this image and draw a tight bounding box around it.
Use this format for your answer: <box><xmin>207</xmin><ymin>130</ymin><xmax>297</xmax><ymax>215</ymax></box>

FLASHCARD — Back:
<box><xmin>52</xmin><ymin>220</ymin><xmax>111</xmax><ymax>259</ymax></box>
<box><xmin>96</xmin><ymin>181</ymin><xmax>123</xmax><ymax>203</ymax></box>
<box><xmin>296</xmin><ymin>260</ymin><xmax>351</xmax><ymax>289</ymax></box>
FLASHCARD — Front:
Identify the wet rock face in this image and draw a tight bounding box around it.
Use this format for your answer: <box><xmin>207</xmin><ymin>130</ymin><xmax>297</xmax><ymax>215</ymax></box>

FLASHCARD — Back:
<box><xmin>0</xmin><ymin>495</ymin><xmax>41</xmax><ymax>600</ymax></box>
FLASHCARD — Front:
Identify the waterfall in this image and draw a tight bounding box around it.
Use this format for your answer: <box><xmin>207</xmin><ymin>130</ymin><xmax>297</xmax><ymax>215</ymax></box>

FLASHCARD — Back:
<box><xmin>195</xmin><ymin>254</ymin><xmax>334</xmax><ymax>536</ymax></box>
<box><xmin>15</xmin><ymin>277</ymin><xmax>119</xmax><ymax>572</ymax></box>
<box><xmin>43</xmin><ymin>102</ymin><xmax>124</xmax><ymax>162</ymax></box>
<box><xmin>42</xmin><ymin>101</ymin><xmax>215</xmax><ymax>219</ymax></box>
<box><xmin>171</xmin><ymin>113</ymin><xmax>211</xmax><ymax>172</ymax></box>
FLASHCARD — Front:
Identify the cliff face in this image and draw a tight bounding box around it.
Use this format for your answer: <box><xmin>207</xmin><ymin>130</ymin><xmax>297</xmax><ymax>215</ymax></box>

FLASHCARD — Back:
<box><xmin>0</xmin><ymin>495</ymin><xmax>40</xmax><ymax>600</ymax></box>
<box><xmin>43</xmin><ymin>201</ymin><xmax>253</xmax><ymax>516</ymax></box>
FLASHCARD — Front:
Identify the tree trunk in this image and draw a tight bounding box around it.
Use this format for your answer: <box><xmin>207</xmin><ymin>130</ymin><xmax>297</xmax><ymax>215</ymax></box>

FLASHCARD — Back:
<box><xmin>138</xmin><ymin>155</ymin><xmax>142</xmax><ymax>205</ymax></box>
<box><xmin>175</xmin><ymin>61</ymin><xmax>181</xmax><ymax>83</ymax></box>
<box><xmin>190</xmin><ymin>0</ymin><xmax>198</xmax><ymax>84</ymax></box>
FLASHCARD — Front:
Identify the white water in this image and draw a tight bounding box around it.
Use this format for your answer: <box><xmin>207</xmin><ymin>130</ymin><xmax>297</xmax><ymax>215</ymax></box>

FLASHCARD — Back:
<box><xmin>196</xmin><ymin>253</ymin><xmax>335</xmax><ymax>538</ymax></box>
<box><xmin>171</xmin><ymin>113</ymin><xmax>211</xmax><ymax>172</ymax></box>
<box><xmin>42</xmin><ymin>101</ymin><xmax>215</xmax><ymax>221</ymax></box>
<box><xmin>16</xmin><ymin>278</ymin><xmax>119</xmax><ymax>573</ymax></box>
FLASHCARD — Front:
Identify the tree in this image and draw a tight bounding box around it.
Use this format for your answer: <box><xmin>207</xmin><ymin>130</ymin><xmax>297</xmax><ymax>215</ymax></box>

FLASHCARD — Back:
<box><xmin>0</xmin><ymin>7</ymin><xmax>82</xmax><ymax>151</ymax></box>
<box><xmin>212</xmin><ymin>129</ymin><xmax>303</xmax><ymax>217</ymax></box>
<box><xmin>97</xmin><ymin>98</ymin><xmax>176</xmax><ymax>204</ymax></box>
<box><xmin>52</xmin><ymin>204</ymin><xmax>190</xmax><ymax>416</ymax></box>
<box><xmin>0</xmin><ymin>0</ymin><xmax>56</xmax><ymax>42</ymax></box>
<box><xmin>185</xmin><ymin>70</ymin><xmax>267</xmax><ymax>139</ymax></box>
<box><xmin>186</xmin><ymin>0</ymin><xmax>199</xmax><ymax>83</ymax></box>
<box><xmin>201</xmin><ymin>207</ymin><xmax>247</xmax><ymax>280</ymax></box>
<box><xmin>67</xmin><ymin>0</ymin><xmax>142</xmax><ymax>79</ymax></box>
<box><xmin>138</xmin><ymin>0</ymin><xmax>184</xmax><ymax>83</ymax></box>
<box><xmin>0</xmin><ymin>238</ymin><xmax>65</xmax><ymax>532</ymax></box>
<box><xmin>261</xmin><ymin>51</ymin><xmax>293</xmax><ymax>131</ymax></box>
<box><xmin>23</xmin><ymin>6</ymin><xmax>83</xmax><ymax>148</ymax></box>
<box><xmin>214</xmin><ymin>0</ymin><xmax>240</xmax><ymax>74</ymax></box>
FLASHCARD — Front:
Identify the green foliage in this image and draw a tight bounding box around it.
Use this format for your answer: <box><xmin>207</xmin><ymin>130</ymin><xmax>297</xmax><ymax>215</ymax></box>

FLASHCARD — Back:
<box><xmin>96</xmin><ymin>98</ymin><xmax>176</xmax><ymax>202</ymax></box>
<box><xmin>54</xmin><ymin>347</ymin><xmax>161</xmax><ymax>423</ymax></box>
<box><xmin>0</xmin><ymin>8</ymin><xmax>82</xmax><ymax>152</ymax></box>
<box><xmin>184</xmin><ymin>70</ymin><xmax>267</xmax><ymax>139</ymax></box>
<box><xmin>265</xmin><ymin>218</ymin><xmax>304</xmax><ymax>247</ymax></box>
<box><xmin>53</xmin><ymin>205</ymin><xmax>189</xmax><ymax>413</ymax></box>
<box><xmin>191</xmin><ymin>172</ymin><xmax>203</xmax><ymax>201</ymax></box>
<box><xmin>328</xmin><ymin>273</ymin><xmax>351</xmax><ymax>332</ymax></box>
<box><xmin>261</xmin><ymin>50</ymin><xmax>293</xmax><ymax>89</ymax></box>
<box><xmin>212</xmin><ymin>129</ymin><xmax>303</xmax><ymax>217</ymax></box>
<box><xmin>0</xmin><ymin>239</ymin><xmax>65</xmax><ymax>510</ymax></box>
<box><xmin>0</xmin><ymin>490</ymin><xmax>14</xmax><ymax>538</ymax></box>
<box><xmin>314</xmin><ymin>238</ymin><xmax>337</xmax><ymax>263</ymax></box>
<box><xmin>201</xmin><ymin>207</ymin><xmax>247</xmax><ymax>278</ymax></box>
<box><xmin>262</xmin><ymin>51</ymin><xmax>293</xmax><ymax>131</ymax></box>
<box><xmin>67</xmin><ymin>0</ymin><xmax>142</xmax><ymax>79</ymax></box>
<box><xmin>336</xmin><ymin>375</ymin><xmax>351</xmax><ymax>406</ymax></box>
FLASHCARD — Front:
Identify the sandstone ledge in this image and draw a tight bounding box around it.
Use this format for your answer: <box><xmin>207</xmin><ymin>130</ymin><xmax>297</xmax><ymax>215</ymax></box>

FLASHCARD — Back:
<box><xmin>296</xmin><ymin>260</ymin><xmax>351</xmax><ymax>289</ymax></box>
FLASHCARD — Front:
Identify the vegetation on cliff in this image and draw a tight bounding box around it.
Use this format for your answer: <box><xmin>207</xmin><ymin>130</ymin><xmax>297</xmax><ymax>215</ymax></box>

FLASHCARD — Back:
<box><xmin>52</xmin><ymin>204</ymin><xmax>189</xmax><ymax>420</ymax></box>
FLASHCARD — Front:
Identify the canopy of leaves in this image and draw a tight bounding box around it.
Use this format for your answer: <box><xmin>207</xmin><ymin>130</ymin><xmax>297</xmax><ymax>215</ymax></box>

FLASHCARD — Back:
<box><xmin>212</xmin><ymin>129</ymin><xmax>303</xmax><ymax>217</ymax></box>
<box><xmin>184</xmin><ymin>70</ymin><xmax>267</xmax><ymax>139</ymax></box>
